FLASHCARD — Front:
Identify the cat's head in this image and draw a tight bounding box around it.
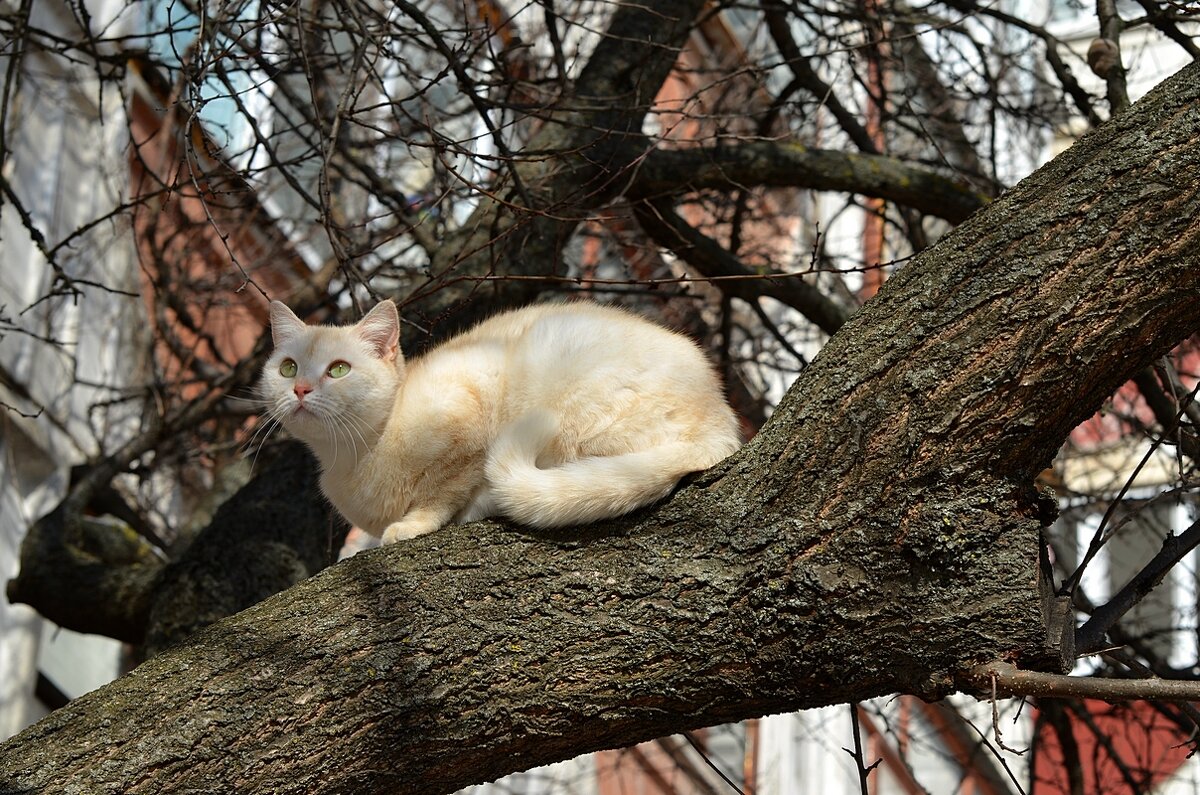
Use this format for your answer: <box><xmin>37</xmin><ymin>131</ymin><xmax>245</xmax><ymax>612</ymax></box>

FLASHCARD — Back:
<box><xmin>261</xmin><ymin>300</ymin><xmax>403</xmax><ymax>461</ymax></box>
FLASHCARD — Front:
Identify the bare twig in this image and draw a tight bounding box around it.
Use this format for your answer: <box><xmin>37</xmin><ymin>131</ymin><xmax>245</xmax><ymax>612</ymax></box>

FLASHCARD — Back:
<box><xmin>964</xmin><ymin>661</ymin><xmax>1200</xmax><ymax>703</ymax></box>
<box><xmin>846</xmin><ymin>704</ymin><xmax>879</xmax><ymax>795</ymax></box>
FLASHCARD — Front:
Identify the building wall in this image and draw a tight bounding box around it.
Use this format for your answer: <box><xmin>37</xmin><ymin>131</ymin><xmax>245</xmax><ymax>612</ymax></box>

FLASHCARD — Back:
<box><xmin>0</xmin><ymin>0</ymin><xmax>140</xmax><ymax>739</ymax></box>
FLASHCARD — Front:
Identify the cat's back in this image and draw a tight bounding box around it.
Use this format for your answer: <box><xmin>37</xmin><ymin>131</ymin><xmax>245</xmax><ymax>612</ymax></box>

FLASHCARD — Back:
<box><xmin>447</xmin><ymin>302</ymin><xmax>620</xmax><ymax>346</ymax></box>
<box><xmin>450</xmin><ymin>302</ymin><xmax>723</xmax><ymax>413</ymax></box>
<box><xmin>450</xmin><ymin>301</ymin><xmax>685</xmax><ymax>351</ymax></box>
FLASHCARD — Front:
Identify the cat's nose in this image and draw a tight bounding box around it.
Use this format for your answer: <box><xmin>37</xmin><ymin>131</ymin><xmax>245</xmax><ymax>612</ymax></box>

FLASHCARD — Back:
<box><xmin>294</xmin><ymin>382</ymin><xmax>314</xmax><ymax>401</ymax></box>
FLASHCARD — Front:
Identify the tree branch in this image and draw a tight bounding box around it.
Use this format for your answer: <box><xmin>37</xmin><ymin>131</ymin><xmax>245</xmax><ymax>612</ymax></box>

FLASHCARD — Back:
<box><xmin>630</xmin><ymin>197</ymin><xmax>851</xmax><ymax>335</ymax></box>
<box><xmin>1096</xmin><ymin>0</ymin><xmax>1131</xmax><ymax>114</ymax></box>
<box><xmin>1074</xmin><ymin>518</ymin><xmax>1200</xmax><ymax>655</ymax></box>
<box><xmin>634</xmin><ymin>142</ymin><xmax>990</xmax><ymax>223</ymax></box>
<box><xmin>1132</xmin><ymin>365</ymin><xmax>1200</xmax><ymax>461</ymax></box>
<box><xmin>763</xmin><ymin>3</ymin><xmax>879</xmax><ymax>154</ymax></box>
<box><xmin>407</xmin><ymin>0</ymin><xmax>710</xmax><ymax>335</ymax></box>
<box><xmin>963</xmin><ymin>662</ymin><xmax>1200</xmax><ymax>703</ymax></box>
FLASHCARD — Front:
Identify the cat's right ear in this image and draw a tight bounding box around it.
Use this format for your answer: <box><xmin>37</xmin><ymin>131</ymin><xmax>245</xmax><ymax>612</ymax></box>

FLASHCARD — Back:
<box><xmin>357</xmin><ymin>300</ymin><xmax>401</xmax><ymax>363</ymax></box>
<box><xmin>269</xmin><ymin>301</ymin><xmax>305</xmax><ymax>347</ymax></box>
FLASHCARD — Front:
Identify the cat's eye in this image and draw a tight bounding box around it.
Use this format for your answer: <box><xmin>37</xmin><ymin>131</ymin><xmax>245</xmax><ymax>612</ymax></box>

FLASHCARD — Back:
<box><xmin>279</xmin><ymin>358</ymin><xmax>298</xmax><ymax>378</ymax></box>
<box><xmin>327</xmin><ymin>361</ymin><xmax>351</xmax><ymax>378</ymax></box>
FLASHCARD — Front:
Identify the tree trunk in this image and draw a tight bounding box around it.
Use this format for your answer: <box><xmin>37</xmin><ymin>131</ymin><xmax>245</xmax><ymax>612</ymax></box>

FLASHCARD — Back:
<box><xmin>408</xmin><ymin>0</ymin><xmax>709</xmax><ymax>336</ymax></box>
<box><xmin>1</xmin><ymin>58</ymin><xmax>1198</xmax><ymax>795</ymax></box>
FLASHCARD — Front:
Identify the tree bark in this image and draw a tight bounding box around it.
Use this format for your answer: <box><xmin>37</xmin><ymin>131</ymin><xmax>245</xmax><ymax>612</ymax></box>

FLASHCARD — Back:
<box><xmin>2</xmin><ymin>59</ymin><xmax>1198</xmax><ymax>795</ymax></box>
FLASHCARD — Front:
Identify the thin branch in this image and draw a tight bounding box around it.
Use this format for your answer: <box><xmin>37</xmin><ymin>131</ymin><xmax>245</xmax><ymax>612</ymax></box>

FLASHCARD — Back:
<box><xmin>847</xmin><ymin>704</ymin><xmax>875</xmax><ymax>795</ymax></box>
<box><xmin>921</xmin><ymin>701</ymin><xmax>1026</xmax><ymax>795</ymax></box>
<box><xmin>935</xmin><ymin>0</ymin><xmax>1101</xmax><ymax>126</ymax></box>
<box><xmin>679</xmin><ymin>732</ymin><xmax>747</xmax><ymax>795</ymax></box>
<box><xmin>763</xmin><ymin>2</ymin><xmax>879</xmax><ymax>154</ymax></box>
<box><xmin>631</xmin><ymin>197</ymin><xmax>850</xmax><ymax>335</ymax></box>
<box><xmin>963</xmin><ymin>661</ymin><xmax>1200</xmax><ymax>702</ymax></box>
<box><xmin>1076</xmin><ymin>517</ymin><xmax>1200</xmax><ymax>655</ymax></box>
<box><xmin>1132</xmin><ymin>0</ymin><xmax>1200</xmax><ymax>59</ymax></box>
<box><xmin>1063</xmin><ymin>699</ymin><xmax>1150</xmax><ymax>794</ymax></box>
<box><xmin>0</xmin><ymin>399</ymin><xmax>42</xmax><ymax>419</ymax></box>
<box><xmin>1132</xmin><ymin>366</ymin><xmax>1200</xmax><ymax>461</ymax></box>
<box><xmin>1038</xmin><ymin>699</ymin><xmax>1084</xmax><ymax>795</ymax></box>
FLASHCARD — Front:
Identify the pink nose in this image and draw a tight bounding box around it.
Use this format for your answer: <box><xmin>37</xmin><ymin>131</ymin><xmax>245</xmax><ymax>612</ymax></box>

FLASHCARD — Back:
<box><xmin>294</xmin><ymin>382</ymin><xmax>314</xmax><ymax>400</ymax></box>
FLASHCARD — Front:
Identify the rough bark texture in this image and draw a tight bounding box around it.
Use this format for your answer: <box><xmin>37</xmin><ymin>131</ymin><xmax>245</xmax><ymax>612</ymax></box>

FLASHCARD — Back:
<box><xmin>1</xmin><ymin>60</ymin><xmax>1198</xmax><ymax>795</ymax></box>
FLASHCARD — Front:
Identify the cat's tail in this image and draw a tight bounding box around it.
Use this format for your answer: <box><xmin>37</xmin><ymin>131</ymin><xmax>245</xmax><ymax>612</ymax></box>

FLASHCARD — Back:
<box><xmin>485</xmin><ymin>410</ymin><xmax>736</xmax><ymax>529</ymax></box>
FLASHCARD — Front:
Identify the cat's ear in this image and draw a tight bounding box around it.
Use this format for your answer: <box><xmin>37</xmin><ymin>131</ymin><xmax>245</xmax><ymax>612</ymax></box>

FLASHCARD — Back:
<box><xmin>356</xmin><ymin>300</ymin><xmax>401</xmax><ymax>363</ymax></box>
<box><xmin>269</xmin><ymin>301</ymin><xmax>306</xmax><ymax>347</ymax></box>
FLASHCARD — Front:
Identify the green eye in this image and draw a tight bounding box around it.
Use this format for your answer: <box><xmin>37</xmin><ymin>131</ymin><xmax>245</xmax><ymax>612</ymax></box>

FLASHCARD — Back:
<box><xmin>279</xmin><ymin>359</ymin><xmax>298</xmax><ymax>378</ymax></box>
<box><xmin>327</xmin><ymin>361</ymin><xmax>351</xmax><ymax>378</ymax></box>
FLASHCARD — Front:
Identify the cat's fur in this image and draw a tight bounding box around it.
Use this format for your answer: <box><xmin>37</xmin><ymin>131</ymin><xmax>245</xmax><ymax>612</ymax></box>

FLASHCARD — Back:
<box><xmin>262</xmin><ymin>299</ymin><xmax>742</xmax><ymax>544</ymax></box>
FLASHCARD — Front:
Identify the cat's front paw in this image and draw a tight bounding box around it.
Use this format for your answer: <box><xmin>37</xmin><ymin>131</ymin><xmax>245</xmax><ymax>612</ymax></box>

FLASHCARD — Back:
<box><xmin>381</xmin><ymin>519</ymin><xmax>436</xmax><ymax>545</ymax></box>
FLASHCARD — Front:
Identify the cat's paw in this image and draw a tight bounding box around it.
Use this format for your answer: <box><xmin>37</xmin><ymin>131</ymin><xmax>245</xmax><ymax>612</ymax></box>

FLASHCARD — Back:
<box><xmin>381</xmin><ymin>518</ymin><xmax>437</xmax><ymax>545</ymax></box>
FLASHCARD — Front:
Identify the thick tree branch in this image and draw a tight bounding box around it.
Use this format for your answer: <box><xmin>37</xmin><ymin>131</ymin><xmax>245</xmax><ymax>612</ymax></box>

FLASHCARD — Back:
<box><xmin>1096</xmin><ymin>0</ymin><xmax>1131</xmax><ymax>114</ymax></box>
<box><xmin>4</xmin><ymin>443</ymin><xmax>346</xmax><ymax>650</ymax></box>
<box><xmin>4</xmin><ymin>503</ymin><xmax>163</xmax><ymax>645</ymax></box>
<box><xmin>634</xmin><ymin>143</ymin><xmax>990</xmax><ymax>223</ymax></box>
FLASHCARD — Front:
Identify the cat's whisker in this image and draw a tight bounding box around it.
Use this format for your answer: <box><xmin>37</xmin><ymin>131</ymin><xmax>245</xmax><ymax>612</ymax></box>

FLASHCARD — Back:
<box><xmin>332</xmin><ymin>406</ymin><xmax>369</xmax><ymax>468</ymax></box>
<box><xmin>325</xmin><ymin>408</ymin><xmax>343</xmax><ymax>470</ymax></box>
<box><xmin>248</xmin><ymin>417</ymin><xmax>284</xmax><ymax>470</ymax></box>
<box><xmin>336</xmin><ymin>407</ymin><xmax>374</xmax><ymax>465</ymax></box>
<box><xmin>327</xmin><ymin>413</ymin><xmax>353</xmax><ymax>468</ymax></box>
<box><xmin>238</xmin><ymin>414</ymin><xmax>274</xmax><ymax>458</ymax></box>
<box><xmin>312</xmin><ymin>400</ymin><xmax>351</xmax><ymax>471</ymax></box>
<box><xmin>240</xmin><ymin>403</ymin><xmax>289</xmax><ymax>466</ymax></box>
<box><xmin>336</xmin><ymin>415</ymin><xmax>359</xmax><ymax>468</ymax></box>
<box><xmin>225</xmin><ymin>393</ymin><xmax>269</xmax><ymax>406</ymax></box>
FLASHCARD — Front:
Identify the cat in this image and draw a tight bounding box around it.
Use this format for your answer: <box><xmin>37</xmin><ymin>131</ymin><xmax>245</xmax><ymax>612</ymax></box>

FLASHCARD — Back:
<box><xmin>261</xmin><ymin>299</ymin><xmax>742</xmax><ymax>544</ymax></box>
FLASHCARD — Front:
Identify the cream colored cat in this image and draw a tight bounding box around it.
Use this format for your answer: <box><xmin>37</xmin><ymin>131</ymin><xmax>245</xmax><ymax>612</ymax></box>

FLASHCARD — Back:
<box><xmin>262</xmin><ymin>299</ymin><xmax>742</xmax><ymax>544</ymax></box>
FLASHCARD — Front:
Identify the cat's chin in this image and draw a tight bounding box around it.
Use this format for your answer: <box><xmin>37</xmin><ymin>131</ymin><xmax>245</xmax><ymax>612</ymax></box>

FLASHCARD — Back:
<box><xmin>280</xmin><ymin>410</ymin><xmax>328</xmax><ymax>442</ymax></box>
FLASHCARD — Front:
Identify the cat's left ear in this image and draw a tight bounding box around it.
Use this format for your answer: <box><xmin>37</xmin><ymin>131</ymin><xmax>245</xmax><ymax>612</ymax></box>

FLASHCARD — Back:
<box><xmin>357</xmin><ymin>300</ymin><xmax>401</xmax><ymax>363</ymax></box>
<box><xmin>269</xmin><ymin>301</ymin><xmax>305</xmax><ymax>347</ymax></box>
